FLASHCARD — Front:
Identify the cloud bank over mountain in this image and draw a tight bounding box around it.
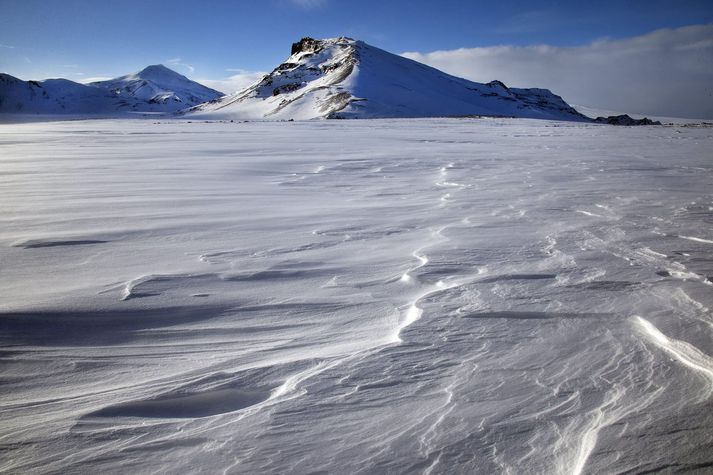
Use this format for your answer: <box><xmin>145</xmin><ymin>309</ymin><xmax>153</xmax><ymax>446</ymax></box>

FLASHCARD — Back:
<box><xmin>197</xmin><ymin>70</ymin><xmax>267</xmax><ymax>95</ymax></box>
<box><xmin>402</xmin><ymin>24</ymin><xmax>713</xmax><ymax>119</ymax></box>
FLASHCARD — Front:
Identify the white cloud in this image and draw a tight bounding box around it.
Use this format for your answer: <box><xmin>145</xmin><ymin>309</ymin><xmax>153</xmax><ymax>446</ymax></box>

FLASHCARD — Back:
<box><xmin>0</xmin><ymin>43</ymin><xmax>15</xmax><ymax>49</ymax></box>
<box><xmin>402</xmin><ymin>24</ymin><xmax>713</xmax><ymax>119</ymax></box>
<box><xmin>79</xmin><ymin>76</ymin><xmax>112</xmax><ymax>84</ymax></box>
<box><xmin>165</xmin><ymin>57</ymin><xmax>195</xmax><ymax>74</ymax></box>
<box><xmin>195</xmin><ymin>70</ymin><xmax>267</xmax><ymax>94</ymax></box>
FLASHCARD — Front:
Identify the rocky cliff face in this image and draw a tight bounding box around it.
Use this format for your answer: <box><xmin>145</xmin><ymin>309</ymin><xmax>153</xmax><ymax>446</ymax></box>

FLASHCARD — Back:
<box><xmin>291</xmin><ymin>37</ymin><xmax>325</xmax><ymax>56</ymax></box>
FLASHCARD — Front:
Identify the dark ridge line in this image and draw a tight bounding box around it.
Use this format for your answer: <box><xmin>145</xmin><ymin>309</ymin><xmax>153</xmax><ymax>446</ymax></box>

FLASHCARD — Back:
<box><xmin>17</xmin><ymin>239</ymin><xmax>108</xmax><ymax>249</ymax></box>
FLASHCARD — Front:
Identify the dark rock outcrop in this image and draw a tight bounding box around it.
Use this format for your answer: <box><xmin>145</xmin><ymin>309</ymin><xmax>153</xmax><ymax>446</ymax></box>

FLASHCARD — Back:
<box><xmin>487</xmin><ymin>80</ymin><xmax>510</xmax><ymax>91</ymax></box>
<box><xmin>291</xmin><ymin>37</ymin><xmax>324</xmax><ymax>56</ymax></box>
<box><xmin>594</xmin><ymin>114</ymin><xmax>661</xmax><ymax>126</ymax></box>
<box><xmin>272</xmin><ymin>83</ymin><xmax>302</xmax><ymax>96</ymax></box>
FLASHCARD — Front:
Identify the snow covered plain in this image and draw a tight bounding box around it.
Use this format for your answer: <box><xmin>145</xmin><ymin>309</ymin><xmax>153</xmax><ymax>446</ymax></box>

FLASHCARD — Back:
<box><xmin>1</xmin><ymin>118</ymin><xmax>712</xmax><ymax>474</ymax></box>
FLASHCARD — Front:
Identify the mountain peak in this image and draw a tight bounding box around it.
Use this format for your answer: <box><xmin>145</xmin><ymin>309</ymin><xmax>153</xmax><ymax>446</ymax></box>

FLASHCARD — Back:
<box><xmin>140</xmin><ymin>64</ymin><xmax>171</xmax><ymax>71</ymax></box>
<box><xmin>188</xmin><ymin>36</ymin><xmax>587</xmax><ymax>121</ymax></box>
<box><xmin>136</xmin><ymin>64</ymin><xmax>185</xmax><ymax>81</ymax></box>
<box><xmin>290</xmin><ymin>37</ymin><xmax>323</xmax><ymax>55</ymax></box>
<box><xmin>84</xmin><ymin>64</ymin><xmax>223</xmax><ymax>111</ymax></box>
<box><xmin>290</xmin><ymin>37</ymin><xmax>355</xmax><ymax>56</ymax></box>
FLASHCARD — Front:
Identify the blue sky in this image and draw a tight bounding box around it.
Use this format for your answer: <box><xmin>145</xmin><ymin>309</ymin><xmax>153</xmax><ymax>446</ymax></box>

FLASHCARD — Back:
<box><xmin>1</xmin><ymin>0</ymin><xmax>711</xmax><ymax>79</ymax></box>
<box><xmin>1</xmin><ymin>0</ymin><xmax>712</xmax><ymax>116</ymax></box>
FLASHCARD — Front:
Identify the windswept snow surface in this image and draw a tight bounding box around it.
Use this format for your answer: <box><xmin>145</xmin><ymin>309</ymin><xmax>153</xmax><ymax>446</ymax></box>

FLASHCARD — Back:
<box><xmin>1</xmin><ymin>118</ymin><xmax>713</xmax><ymax>474</ymax></box>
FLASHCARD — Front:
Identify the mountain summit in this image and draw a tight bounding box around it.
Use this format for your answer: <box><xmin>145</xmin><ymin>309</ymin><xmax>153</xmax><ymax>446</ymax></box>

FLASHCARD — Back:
<box><xmin>90</xmin><ymin>65</ymin><xmax>222</xmax><ymax>108</ymax></box>
<box><xmin>188</xmin><ymin>37</ymin><xmax>588</xmax><ymax>121</ymax></box>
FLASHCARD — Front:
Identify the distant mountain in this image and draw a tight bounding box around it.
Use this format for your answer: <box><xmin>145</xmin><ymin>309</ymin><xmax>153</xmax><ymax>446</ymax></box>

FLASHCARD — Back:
<box><xmin>90</xmin><ymin>65</ymin><xmax>222</xmax><ymax>110</ymax></box>
<box><xmin>593</xmin><ymin>114</ymin><xmax>662</xmax><ymax>126</ymax></box>
<box><xmin>0</xmin><ymin>74</ymin><xmax>122</xmax><ymax>115</ymax></box>
<box><xmin>187</xmin><ymin>37</ymin><xmax>589</xmax><ymax>121</ymax></box>
<box><xmin>0</xmin><ymin>65</ymin><xmax>223</xmax><ymax>115</ymax></box>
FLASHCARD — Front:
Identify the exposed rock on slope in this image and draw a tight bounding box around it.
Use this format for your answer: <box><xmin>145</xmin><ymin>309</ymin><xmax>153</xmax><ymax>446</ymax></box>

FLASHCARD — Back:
<box><xmin>187</xmin><ymin>37</ymin><xmax>589</xmax><ymax>121</ymax></box>
<box><xmin>594</xmin><ymin>114</ymin><xmax>662</xmax><ymax>126</ymax></box>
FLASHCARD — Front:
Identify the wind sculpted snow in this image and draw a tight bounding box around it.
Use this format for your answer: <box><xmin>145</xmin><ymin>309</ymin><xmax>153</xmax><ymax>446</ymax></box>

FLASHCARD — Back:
<box><xmin>0</xmin><ymin>118</ymin><xmax>712</xmax><ymax>473</ymax></box>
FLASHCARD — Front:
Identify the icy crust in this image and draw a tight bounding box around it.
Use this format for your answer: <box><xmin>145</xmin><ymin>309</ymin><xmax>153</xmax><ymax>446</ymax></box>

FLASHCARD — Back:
<box><xmin>189</xmin><ymin>37</ymin><xmax>589</xmax><ymax>121</ymax></box>
<box><xmin>0</xmin><ymin>65</ymin><xmax>223</xmax><ymax>115</ymax></box>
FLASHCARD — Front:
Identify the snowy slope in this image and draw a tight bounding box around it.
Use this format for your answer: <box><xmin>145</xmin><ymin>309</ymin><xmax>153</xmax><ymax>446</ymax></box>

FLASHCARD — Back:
<box><xmin>188</xmin><ymin>37</ymin><xmax>589</xmax><ymax>121</ymax></box>
<box><xmin>0</xmin><ymin>73</ymin><xmax>123</xmax><ymax>114</ymax></box>
<box><xmin>90</xmin><ymin>65</ymin><xmax>223</xmax><ymax>111</ymax></box>
<box><xmin>0</xmin><ymin>65</ymin><xmax>223</xmax><ymax>115</ymax></box>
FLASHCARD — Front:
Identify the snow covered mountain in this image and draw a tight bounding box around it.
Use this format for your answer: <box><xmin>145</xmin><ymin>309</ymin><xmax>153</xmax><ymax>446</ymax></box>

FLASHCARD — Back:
<box><xmin>187</xmin><ymin>37</ymin><xmax>588</xmax><ymax>121</ymax></box>
<box><xmin>0</xmin><ymin>74</ymin><xmax>123</xmax><ymax>115</ymax></box>
<box><xmin>90</xmin><ymin>65</ymin><xmax>223</xmax><ymax>110</ymax></box>
<box><xmin>0</xmin><ymin>65</ymin><xmax>223</xmax><ymax>115</ymax></box>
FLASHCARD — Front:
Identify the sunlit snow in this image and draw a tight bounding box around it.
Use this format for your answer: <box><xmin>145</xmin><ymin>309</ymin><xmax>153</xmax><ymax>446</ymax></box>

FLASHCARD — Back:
<box><xmin>1</xmin><ymin>118</ymin><xmax>712</xmax><ymax>473</ymax></box>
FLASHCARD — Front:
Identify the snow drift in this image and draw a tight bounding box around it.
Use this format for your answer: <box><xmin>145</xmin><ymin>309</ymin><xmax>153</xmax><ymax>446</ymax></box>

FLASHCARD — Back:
<box><xmin>1</xmin><ymin>118</ymin><xmax>711</xmax><ymax>473</ymax></box>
